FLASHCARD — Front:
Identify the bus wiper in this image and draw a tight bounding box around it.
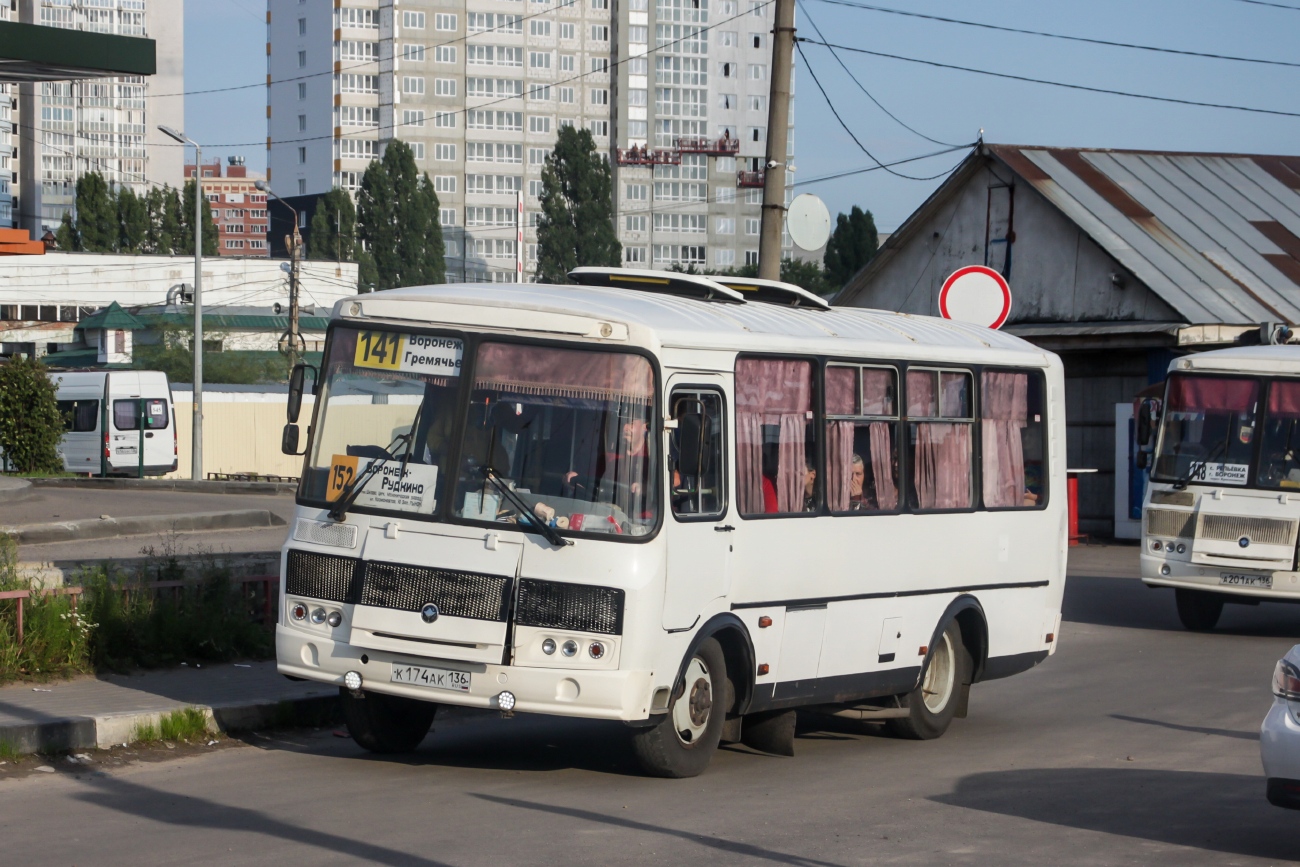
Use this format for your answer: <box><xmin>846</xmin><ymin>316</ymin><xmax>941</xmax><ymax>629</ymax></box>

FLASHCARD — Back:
<box><xmin>480</xmin><ymin>466</ymin><xmax>572</xmax><ymax>547</ymax></box>
<box><xmin>328</xmin><ymin>432</ymin><xmax>414</xmax><ymax>521</ymax></box>
<box><xmin>1172</xmin><ymin>437</ymin><xmax>1228</xmax><ymax>491</ymax></box>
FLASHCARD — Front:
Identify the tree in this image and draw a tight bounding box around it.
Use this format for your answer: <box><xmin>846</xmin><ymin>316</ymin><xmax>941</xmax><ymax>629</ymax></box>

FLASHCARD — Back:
<box><xmin>132</xmin><ymin>316</ymin><xmax>285</xmax><ymax>385</ymax></box>
<box><xmin>0</xmin><ymin>356</ymin><xmax>64</xmax><ymax>474</ymax></box>
<box><xmin>117</xmin><ymin>186</ymin><xmax>149</xmax><ymax>254</ymax></box>
<box><xmin>177</xmin><ymin>178</ymin><xmax>219</xmax><ymax>256</ymax></box>
<box><xmin>146</xmin><ymin>185</ymin><xmax>184</xmax><ymax>255</ymax></box>
<box><xmin>307</xmin><ymin>188</ymin><xmax>357</xmax><ymax>262</ymax></box>
<box><xmin>703</xmin><ymin>258</ymin><xmax>833</xmax><ymax>297</ymax></box>
<box><xmin>536</xmin><ymin>126</ymin><xmax>620</xmax><ymax>284</ymax></box>
<box><xmin>823</xmin><ymin>205</ymin><xmax>879</xmax><ymax>291</ymax></box>
<box><xmin>53</xmin><ymin>176</ymin><xmax>188</xmax><ymax>256</ymax></box>
<box><xmin>74</xmin><ymin>172</ymin><xmax>117</xmax><ymax>253</ymax></box>
<box><xmin>356</xmin><ymin>140</ymin><xmax>444</xmax><ymax>291</ymax></box>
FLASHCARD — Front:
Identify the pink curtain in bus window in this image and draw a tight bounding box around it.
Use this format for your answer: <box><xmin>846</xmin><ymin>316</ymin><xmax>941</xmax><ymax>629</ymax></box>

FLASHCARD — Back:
<box><xmin>869</xmin><ymin>422</ymin><xmax>898</xmax><ymax>510</ymax></box>
<box><xmin>735</xmin><ymin>358</ymin><xmax>813</xmax><ymax>513</ymax></box>
<box><xmin>907</xmin><ymin>370</ymin><xmax>937</xmax><ymax>417</ymax></box>
<box><xmin>862</xmin><ymin>368</ymin><xmax>894</xmax><ymax>415</ymax></box>
<box><xmin>475</xmin><ymin>343</ymin><xmax>654</xmax><ymax>402</ymax></box>
<box><xmin>1269</xmin><ymin>381</ymin><xmax>1300</xmax><ymax>418</ymax></box>
<box><xmin>826</xmin><ymin>420</ymin><xmax>854</xmax><ymax>510</ymax></box>
<box><xmin>914</xmin><ymin>424</ymin><xmax>972</xmax><ymax>509</ymax></box>
<box><xmin>825</xmin><ymin>366</ymin><xmax>857</xmax><ymax>415</ymax></box>
<box><xmin>982</xmin><ymin>371</ymin><xmax>1028</xmax><ymax>508</ymax></box>
<box><xmin>737</xmin><ymin>413</ymin><xmax>765</xmax><ymax>514</ymax></box>
<box><xmin>1166</xmin><ymin>375</ymin><xmax>1258</xmax><ymax>414</ymax></box>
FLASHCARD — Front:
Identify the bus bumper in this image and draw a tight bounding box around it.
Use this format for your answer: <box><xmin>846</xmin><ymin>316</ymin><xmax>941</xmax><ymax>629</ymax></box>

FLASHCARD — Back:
<box><xmin>1140</xmin><ymin>554</ymin><xmax>1300</xmax><ymax>600</ymax></box>
<box><xmin>276</xmin><ymin>626</ymin><xmax>655</xmax><ymax>722</ymax></box>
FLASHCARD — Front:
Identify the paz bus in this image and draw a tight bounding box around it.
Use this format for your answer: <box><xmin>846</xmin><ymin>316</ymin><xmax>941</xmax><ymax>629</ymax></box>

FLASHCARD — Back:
<box><xmin>1139</xmin><ymin>345</ymin><xmax>1300</xmax><ymax>631</ymax></box>
<box><xmin>276</xmin><ymin>268</ymin><xmax>1067</xmax><ymax>777</ymax></box>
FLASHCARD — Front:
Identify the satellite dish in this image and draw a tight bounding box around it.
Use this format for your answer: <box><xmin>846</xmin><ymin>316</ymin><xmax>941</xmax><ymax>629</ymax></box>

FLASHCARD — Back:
<box><xmin>279</xmin><ymin>261</ymin><xmax>292</xmax><ymax>273</ymax></box>
<box><xmin>786</xmin><ymin>193</ymin><xmax>831</xmax><ymax>251</ymax></box>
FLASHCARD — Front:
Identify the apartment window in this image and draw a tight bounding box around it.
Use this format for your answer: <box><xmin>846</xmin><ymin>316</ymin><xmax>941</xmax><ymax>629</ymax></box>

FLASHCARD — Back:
<box><xmin>435</xmin><ymin>143</ymin><xmax>457</xmax><ymax>161</ymax></box>
<box><xmin>529</xmin><ymin>51</ymin><xmax>552</xmax><ymax>69</ymax></box>
<box><xmin>713</xmin><ymin>248</ymin><xmax>735</xmax><ymax>267</ymax></box>
<box><xmin>530</xmin><ymin>20</ymin><xmax>551</xmax><ymax>36</ymax></box>
<box><xmin>591</xmin><ymin>0</ymin><xmax>609</xmax><ymax>8</ymax></box>
<box><xmin>411</xmin><ymin>142</ymin><xmax>426</xmax><ymax>160</ymax></box>
<box><xmin>433</xmin><ymin>46</ymin><xmax>454</xmax><ymax>63</ymax></box>
<box><xmin>249</xmin><ymin>239</ymin><xmax>267</xmax><ymax>250</ymax></box>
<box><xmin>744</xmin><ymin>218</ymin><xmax>760</xmax><ymax>235</ymax></box>
<box><xmin>441</xmin><ymin>208</ymin><xmax>457</xmax><ymax>225</ymax></box>
<box><xmin>340</xmin><ymin>74</ymin><xmax>379</xmax><ymax>93</ymax></box>
<box><xmin>434</xmin><ymin>111</ymin><xmax>456</xmax><ymax>128</ymax></box>
<box><xmin>559</xmin><ymin>22</ymin><xmax>574</xmax><ymax>39</ymax></box>
<box><xmin>434</xmin><ymin>13</ymin><xmax>456</xmax><ymax>31</ymax></box>
<box><xmin>297</xmin><ymin>50</ymin><xmax>306</xmax><ymax>68</ymax></box>
<box><xmin>340</xmin><ymin>106</ymin><xmax>380</xmax><ymax>126</ymax></box>
<box><xmin>628</xmin><ymin>88</ymin><xmax>648</xmax><ymax>107</ymax></box>
<box><xmin>559</xmin><ymin>54</ymin><xmax>575</xmax><ymax>72</ymax></box>
<box><xmin>297</xmin><ymin>146</ymin><xmax>307</xmax><ymax>164</ymax></box>
<box><xmin>529</xmin><ymin>179</ymin><xmax>545</xmax><ymax>198</ymax></box>
<box><xmin>748</xmin><ymin>64</ymin><xmax>767</xmax><ymax>80</ymax></box>
<box><xmin>627</xmin><ymin>120</ymin><xmax>647</xmax><ymax>137</ymax></box>
<box><xmin>588</xmin><ymin>119</ymin><xmax>609</xmax><ymax>137</ymax></box>
<box><xmin>338</xmin><ymin>172</ymin><xmax>361</xmax><ymax>191</ymax></box>
<box><xmin>653</xmin><ymin>244</ymin><xmax>706</xmax><ymax>266</ymax></box>
<box><xmin>744</xmin><ymin>249</ymin><xmax>759</xmax><ymax>265</ymax></box>
<box><xmin>340</xmin><ymin>8</ymin><xmax>379</xmax><ymax>29</ymax></box>
<box><xmin>468</xmin><ymin>13</ymin><xmax>521</xmax><ymax>33</ymax></box>
<box><xmin>225</xmin><ymin>239</ymin><xmax>245</xmax><ymax>249</ymax></box>
<box><xmin>625</xmin><ymin>183</ymin><xmax>647</xmax><ymax>201</ymax></box>
<box><xmin>559</xmin><ymin>86</ymin><xmax>575</xmax><ymax>103</ymax></box>
<box><xmin>297</xmin><ymin>114</ymin><xmax>306</xmax><ymax>131</ymax></box>
<box><xmin>591</xmin><ymin>25</ymin><xmax>609</xmax><ymax>41</ymax></box>
<box><xmin>445</xmin><ymin>240</ymin><xmax>460</xmax><ymax>257</ymax></box>
<box><xmin>717</xmin><ymin>156</ymin><xmax>736</xmax><ymax>173</ymax></box>
<box><xmin>625</xmin><ymin>246</ymin><xmax>647</xmax><ymax>264</ymax></box>
<box><xmin>298</xmin><ymin>179</ymin><xmax>307</xmax><ymax>194</ymax></box>
<box><xmin>630</xmin><ymin>0</ymin><xmax>648</xmax><ymax>8</ymax></box>
<box><xmin>751</xmin><ymin>32</ymin><xmax>765</xmax><ymax>48</ymax></box>
<box><xmin>716</xmin><ymin>217</ymin><xmax>734</xmax><ymax>234</ymax></box>
<box><xmin>745</xmin><ymin>188</ymin><xmax>762</xmax><ymax>204</ymax></box>
<box><xmin>403</xmin><ymin>76</ymin><xmax>425</xmax><ymax>94</ymax></box>
<box><xmin>340</xmin><ymin>41</ymin><xmax>379</xmax><ymax>61</ymax></box>
<box><xmin>528</xmin><ymin>85</ymin><xmax>551</xmax><ymax>101</ymax></box>
<box><xmin>590</xmin><ymin>57</ymin><xmax>610</xmax><ymax>73</ymax></box>
<box><xmin>748</xmin><ymin>126</ymin><xmax>765</xmax><ymax>143</ymax></box>
<box><xmin>298</xmin><ymin>17</ymin><xmax>306</xmax><ymax>35</ymax></box>
<box><xmin>628</xmin><ymin>25</ymin><xmax>648</xmax><ymax>43</ymax></box>
<box><xmin>628</xmin><ymin>57</ymin><xmax>648</xmax><ymax>75</ymax></box>
<box><xmin>339</xmin><ymin>138</ymin><xmax>379</xmax><ymax>159</ymax></box>
<box><xmin>529</xmin><ymin>116</ymin><xmax>551</xmax><ymax>134</ymax></box>
<box><xmin>434</xmin><ymin>175</ymin><xmax>457</xmax><ymax>193</ymax></box>
<box><xmin>718</xmin><ymin>31</ymin><xmax>737</xmax><ymax>47</ymax></box>
<box><xmin>590</xmin><ymin>88</ymin><xmax>609</xmax><ymax>105</ymax></box>
<box><xmin>625</xmin><ymin>215</ymin><xmax>646</xmax><ymax>232</ymax></box>
<box><xmin>435</xmin><ymin>78</ymin><xmax>456</xmax><ymax>96</ymax></box>
<box><xmin>750</xmin><ymin>1</ymin><xmax>765</xmax><ymax>14</ymax></box>
<box><xmin>720</xmin><ymin>62</ymin><xmax>733</xmax><ymax>78</ymax></box>
<box><xmin>297</xmin><ymin>82</ymin><xmax>306</xmax><ymax>100</ymax></box>
<box><xmin>405</xmin><ymin>10</ymin><xmax>428</xmax><ymax>29</ymax></box>
<box><xmin>529</xmin><ymin>147</ymin><xmax>551</xmax><ymax>165</ymax></box>
<box><xmin>748</xmin><ymin>95</ymin><xmax>767</xmax><ymax>112</ymax></box>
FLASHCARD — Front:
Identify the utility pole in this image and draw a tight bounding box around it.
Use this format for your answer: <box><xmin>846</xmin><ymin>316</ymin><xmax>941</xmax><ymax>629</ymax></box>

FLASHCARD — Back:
<box><xmin>758</xmin><ymin>0</ymin><xmax>795</xmax><ymax>281</ymax></box>
<box><xmin>255</xmin><ymin>180</ymin><xmax>303</xmax><ymax>366</ymax></box>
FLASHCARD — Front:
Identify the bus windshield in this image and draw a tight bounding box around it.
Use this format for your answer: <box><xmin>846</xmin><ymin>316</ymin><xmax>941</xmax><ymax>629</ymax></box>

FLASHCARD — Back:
<box><xmin>302</xmin><ymin>327</ymin><xmax>659</xmax><ymax>535</ymax></box>
<box><xmin>1153</xmin><ymin>374</ymin><xmax>1258</xmax><ymax>486</ymax></box>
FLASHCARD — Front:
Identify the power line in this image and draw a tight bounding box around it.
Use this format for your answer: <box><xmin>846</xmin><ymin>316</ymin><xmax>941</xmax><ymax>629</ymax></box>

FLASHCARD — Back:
<box><xmin>795</xmin><ymin>0</ymin><xmax>961</xmax><ymax>147</ymax></box>
<box><xmin>796</xmin><ymin>36</ymin><xmax>1300</xmax><ymax>119</ymax></box>
<box><xmin>806</xmin><ymin>0</ymin><xmax>1300</xmax><ymax>68</ymax></box>
<box><xmin>1230</xmin><ymin>0</ymin><xmax>1300</xmax><ymax>10</ymax></box>
<box><xmin>792</xmin><ymin>144</ymin><xmax>975</xmax><ymax>187</ymax></box>
<box><xmin>796</xmin><ymin>41</ymin><xmax>973</xmax><ymax>180</ymax></box>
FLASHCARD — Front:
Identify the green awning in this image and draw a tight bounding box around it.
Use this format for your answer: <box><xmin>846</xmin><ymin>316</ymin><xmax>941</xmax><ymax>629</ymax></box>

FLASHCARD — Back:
<box><xmin>0</xmin><ymin>21</ymin><xmax>155</xmax><ymax>81</ymax></box>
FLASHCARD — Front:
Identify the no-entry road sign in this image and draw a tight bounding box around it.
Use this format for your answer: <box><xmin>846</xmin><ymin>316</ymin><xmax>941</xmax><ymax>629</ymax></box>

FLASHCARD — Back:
<box><xmin>938</xmin><ymin>265</ymin><xmax>1012</xmax><ymax>330</ymax></box>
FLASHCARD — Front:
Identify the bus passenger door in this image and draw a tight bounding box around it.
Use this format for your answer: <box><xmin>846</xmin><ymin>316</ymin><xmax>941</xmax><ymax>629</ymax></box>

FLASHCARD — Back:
<box><xmin>663</xmin><ymin>383</ymin><xmax>732</xmax><ymax>630</ymax></box>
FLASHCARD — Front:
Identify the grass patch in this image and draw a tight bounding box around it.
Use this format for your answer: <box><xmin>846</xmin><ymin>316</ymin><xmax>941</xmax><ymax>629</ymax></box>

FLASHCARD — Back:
<box><xmin>132</xmin><ymin>719</ymin><xmax>161</xmax><ymax>744</ymax></box>
<box><xmin>160</xmin><ymin>707</ymin><xmax>209</xmax><ymax>742</ymax></box>
<box><xmin>0</xmin><ymin>739</ymin><xmax>20</xmax><ymax>761</ymax></box>
<box><xmin>0</xmin><ymin>536</ymin><xmax>93</xmax><ymax>683</ymax></box>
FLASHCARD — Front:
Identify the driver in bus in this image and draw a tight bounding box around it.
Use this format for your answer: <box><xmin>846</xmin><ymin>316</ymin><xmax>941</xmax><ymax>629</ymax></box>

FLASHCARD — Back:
<box><xmin>564</xmin><ymin>417</ymin><xmax>652</xmax><ymax>505</ymax></box>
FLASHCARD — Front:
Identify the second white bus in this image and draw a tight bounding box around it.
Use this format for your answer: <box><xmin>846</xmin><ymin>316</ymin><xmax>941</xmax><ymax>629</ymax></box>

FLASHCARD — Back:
<box><xmin>276</xmin><ymin>269</ymin><xmax>1068</xmax><ymax>777</ymax></box>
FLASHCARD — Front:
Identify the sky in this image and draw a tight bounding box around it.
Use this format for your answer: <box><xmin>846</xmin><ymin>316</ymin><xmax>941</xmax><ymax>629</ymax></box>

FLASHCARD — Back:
<box><xmin>184</xmin><ymin>0</ymin><xmax>1300</xmax><ymax>233</ymax></box>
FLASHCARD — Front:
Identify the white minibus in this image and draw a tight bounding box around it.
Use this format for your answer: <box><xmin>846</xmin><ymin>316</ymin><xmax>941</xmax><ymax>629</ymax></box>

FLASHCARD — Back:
<box><xmin>1140</xmin><ymin>345</ymin><xmax>1300</xmax><ymax>630</ymax></box>
<box><xmin>50</xmin><ymin>370</ymin><xmax>177</xmax><ymax>476</ymax></box>
<box><xmin>277</xmin><ymin>269</ymin><xmax>1067</xmax><ymax>776</ymax></box>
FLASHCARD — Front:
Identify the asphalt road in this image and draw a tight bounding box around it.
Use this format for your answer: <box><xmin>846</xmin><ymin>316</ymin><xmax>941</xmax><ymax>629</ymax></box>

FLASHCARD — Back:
<box><xmin>2</xmin><ymin>557</ymin><xmax>1299</xmax><ymax>865</ymax></box>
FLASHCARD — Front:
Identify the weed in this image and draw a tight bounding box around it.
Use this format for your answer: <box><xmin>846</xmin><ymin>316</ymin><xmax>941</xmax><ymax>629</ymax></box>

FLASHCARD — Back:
<box><xmin>133</xmin><ymin>719</ymin><xmax>160</xmax><ymax>743</ymax></box>
<box><xmin>0</xmin><ymin>739</ymin><xmax>20</xmax><ymax>761</ymax></box>
<box><xmin>0</xmin><ymin>536</ymin><xmax>94</xmax><ymax>683</ymax></box>
<box><xmin>159</xmin><ymin>707</ymin><xmax>209</xmax><ymax>742</ymax></box>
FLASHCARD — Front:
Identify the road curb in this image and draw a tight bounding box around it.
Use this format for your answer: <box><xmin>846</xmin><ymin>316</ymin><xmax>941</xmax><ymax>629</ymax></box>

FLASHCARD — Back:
<box><xmin>30</xmin><ymin>478</ymin><xmax>297</xmax><ymax>496</ymax></box>
<box><xmin>2</xmin><ymin>509</ymin><xmax>287</xmax><ymax>546</ymax></box>
<box><xmin>0</xmin><ymin>691</ymin><xmax>340</xmax><ymax>754</ymax></box>
<box><xmin>0</xmin><ymin>477</ymin><xmax>32</xmax><ymax>501</ymax></box>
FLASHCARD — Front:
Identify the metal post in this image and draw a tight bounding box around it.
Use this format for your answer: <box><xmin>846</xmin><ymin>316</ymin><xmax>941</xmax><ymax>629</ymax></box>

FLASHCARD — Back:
<box><xmin>758</xmin><ymin>0</ymin><xmax>795</xmax><ymax>280</ymax></box>
<box><xmin>138</xmin><ymin>397</ymin><xmax>144</xmax><ymax>479</ymax></box>
<box><xmin>192</xmin><ymin>145</ymin><xmax>204</xmax><ymax>481</ymax></box>
<box><xmin>289</xmin><ymin>225</ymin><xmax>301</xmax><ymax>367</ymax></box>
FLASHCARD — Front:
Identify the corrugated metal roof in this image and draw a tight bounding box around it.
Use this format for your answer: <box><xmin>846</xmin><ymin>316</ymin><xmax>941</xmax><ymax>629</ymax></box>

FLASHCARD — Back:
<box><xmin>986</xmin><ymin>144</ymin><xmax>1300</xmax><ymax>325</ymax></box>
<box><xmin>75</xmin><ymin>301</ymin><xmax>144</xmax><ymax>331</ymax></box>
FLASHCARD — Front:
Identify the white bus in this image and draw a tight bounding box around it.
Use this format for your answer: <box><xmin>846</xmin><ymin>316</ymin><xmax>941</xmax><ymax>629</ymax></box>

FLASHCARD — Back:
<box><xmin>276</xmin><ymin>269</ymin><xmax>1067</xmax><ymax>777</ymax></box>
<box><xmin>1140</xmin><ymin>345</ymin><xmax>1300</xmax><ymax>630</ymax></box>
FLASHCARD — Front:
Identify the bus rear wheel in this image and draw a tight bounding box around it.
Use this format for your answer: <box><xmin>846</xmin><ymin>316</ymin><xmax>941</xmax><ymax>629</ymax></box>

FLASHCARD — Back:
<box><xmin>887</xmin><ymin>621</ymin><xmax>970</xmax><ymax>741</ymax></box>
<box><xmin>1175</xmin><ymin>588</ymin><xmax>1225</xmax><ymax>631</ymax></box>
<box><xmin>631</xmin><ymin>638</ymin><xmax>726</xmax><ymax>778</ymax></box>
<box><xmin>340</xmin><ymin>688</ymin><xmax>437</xmax><ymax>753</ymax></box>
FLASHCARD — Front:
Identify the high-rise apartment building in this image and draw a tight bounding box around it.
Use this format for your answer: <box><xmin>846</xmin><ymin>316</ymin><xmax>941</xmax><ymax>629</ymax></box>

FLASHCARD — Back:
<box><xmin>12</xmin><ymin>0</ymin><xmax>185</xmax><ymax>235</ymax></box>
<box><xmin>268</xmin><ymin>0</ymin><xmax>789</xmax><ymax>281</ymax></box>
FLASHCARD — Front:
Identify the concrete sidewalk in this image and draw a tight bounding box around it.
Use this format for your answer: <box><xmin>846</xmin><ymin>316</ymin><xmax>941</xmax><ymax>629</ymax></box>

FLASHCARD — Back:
<box><xmin>0</xmin><ymin>661</ymin><xmax>337</xmax><ymax>754</ymax></box>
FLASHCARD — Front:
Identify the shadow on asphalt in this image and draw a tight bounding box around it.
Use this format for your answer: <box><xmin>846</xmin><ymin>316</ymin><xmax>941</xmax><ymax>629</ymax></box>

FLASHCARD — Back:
<box><xmin>931</xmin><ymin>767</ymin><xmax>1297</xmax><ymax>861</ymax></box>
<box><xmin>1064</xmin><ymin>574</ymin><xmax>1300</xmax><ymax>638</ymax></box>
<box><xmin>1110</xmin><ymin>713</ymin><xmax>1259</xmax><ymax>742</ymax></box>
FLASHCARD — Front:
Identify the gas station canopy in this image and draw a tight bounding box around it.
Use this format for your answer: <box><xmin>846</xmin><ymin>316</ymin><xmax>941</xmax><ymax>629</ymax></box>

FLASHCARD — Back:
<box><xmin>0</xmin><ymin>20</ymin><xmax>155</xmax><ymax>82</ymax></box>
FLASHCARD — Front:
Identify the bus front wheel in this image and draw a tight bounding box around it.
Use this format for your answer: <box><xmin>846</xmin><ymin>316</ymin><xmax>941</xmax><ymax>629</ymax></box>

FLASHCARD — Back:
<box><xmin>1175</xmin><ymin>588</ymin><xmax>1225</xmax><ymax>631</ymax></box>
<box><xmin>340</xmin><ymin>687</ymin><xmax>437</xmax><ymax>753</ymax></box>
<box><xmin>887</xmin><ymin>621</ymin><xmax>970</xmax><ymax>741</ymax></box>
<box><xmin>631</xmin><ymin>638</ymin><xmax>727</xmax><ymax>778</ymax></box>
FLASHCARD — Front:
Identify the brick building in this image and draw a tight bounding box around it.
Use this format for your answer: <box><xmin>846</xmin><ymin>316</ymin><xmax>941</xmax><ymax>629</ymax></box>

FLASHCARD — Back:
<box><xmin>184</xmin><ymin>156</ymin><xmax>270</xmax><ymax>257</ymax></box>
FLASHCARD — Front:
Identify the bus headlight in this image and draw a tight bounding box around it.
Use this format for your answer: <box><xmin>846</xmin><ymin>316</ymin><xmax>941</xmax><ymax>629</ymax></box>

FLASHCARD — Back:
<box><xmin>310</xmin><ymin>607</ymin><xmax>327</xmax><ymax>625</ymax></box>
<box><xmin>561</xmin><ymin>640</ymin><xmax>578</xmax><ymax>657</ymax></box>
<box><xmin>542</xmin><ymin>638</ymin><xmax>556</xmax><ymax>655</ymax></box>
<box><xmin>326</xmin><ymin>610</ymin><xmax>343</xmax><ymax>628</ymax></box>
<box><xmin>1176</xmin><ymin>543</ymin><xmax>1186</xmax><ymax>554</ymax></box>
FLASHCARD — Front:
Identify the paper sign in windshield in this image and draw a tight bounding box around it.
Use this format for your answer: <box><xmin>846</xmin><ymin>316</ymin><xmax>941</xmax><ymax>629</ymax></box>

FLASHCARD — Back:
<box><xmin>1188</xmin><ymin>461</ymin><xmax>1249</xmax><ymax>486</ymax></box>
<box><xmin>327</xmin><ymin>454</ymin><xmax>438</xmax><ymax>512</ymax></box>
<box><xmin>353</xmin><ymin>331</ymin><xmax>463</xmax><ymax>378</ymax></box>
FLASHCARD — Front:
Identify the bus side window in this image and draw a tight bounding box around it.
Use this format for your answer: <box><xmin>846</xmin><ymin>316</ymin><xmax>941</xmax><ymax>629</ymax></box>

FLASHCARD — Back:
<box><xmin>670</xmin><ymin>390</ymin><xmax>726</xmax><ymax>518</ymax></box>
<box><xmin>981</xmin><ymin>370</ymin><xmax>1047</xmax><ymax>508</ymax></box>
<box><xmin>735</xmin><ymin>358</ymin><xmax>818</xmax><ymax>515</ymax></box>
<box><xmin>905</xmin><ymin>368</ymin><xmax>974</xmax><ymax>510</ymax></box>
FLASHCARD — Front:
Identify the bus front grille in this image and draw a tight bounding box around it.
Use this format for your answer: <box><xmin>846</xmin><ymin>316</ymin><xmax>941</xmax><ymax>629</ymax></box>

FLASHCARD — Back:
<box><xmin>515</xmin><ymin>579</ymin><xmax>625</xmax><ymax>635</ymax></box>
<box><xmin>1197</xmin><ymin>514</ymin><xmax>1297</xmax><ymax>547</ymax></box>
<box><xmin>1146</xmin><ymin>508</ymin><xmax>1194</xmax><ymax>539</ymax></box>
<box><xmin>360</xmin><ymin>561</ymin><xmax>511</xmax><ymax>622</ymax></box>
<box><xmin>285</xmin><ymin>549</ymin><xmax>362</xmax><ymax>604</ymax></box>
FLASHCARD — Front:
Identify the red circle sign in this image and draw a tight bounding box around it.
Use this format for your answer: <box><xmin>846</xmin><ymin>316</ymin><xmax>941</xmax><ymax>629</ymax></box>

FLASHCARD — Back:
<box><xmin>939</xmin><ymin>266</ymin><xmax>1012</xmax><ymax>330</ymax></box>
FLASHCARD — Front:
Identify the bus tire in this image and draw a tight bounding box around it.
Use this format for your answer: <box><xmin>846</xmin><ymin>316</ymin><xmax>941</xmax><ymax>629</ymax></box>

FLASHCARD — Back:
<box><xmin>1175</xmin><ymin>588</ymin><xmax>1224</xmax><ymax>631</ymax></box>
<box><xmin>887</xmin><ymin>620</ymin><xmax>970</xmax><ymax>741</ymax></box>
<box><xmin>631</xmin><ymin>638</ymin><xmax>726</xmax><ymax>778</ymax></box>
<box><xmin>340</xmin><ymin>687</ymin><xmax>437</xmax><ymax>754</ymax></box>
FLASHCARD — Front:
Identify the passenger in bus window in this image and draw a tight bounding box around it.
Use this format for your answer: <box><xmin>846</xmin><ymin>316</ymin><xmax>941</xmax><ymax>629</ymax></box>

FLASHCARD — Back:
<box><xmin>848</xmin><ymin>454</ymin><xmax>866</xmax><ymax>509</ymax></box>
<box><xmin>803</xmin><ymin>460</ymin><xmax>817</xmax><ymax>511</ymax></box>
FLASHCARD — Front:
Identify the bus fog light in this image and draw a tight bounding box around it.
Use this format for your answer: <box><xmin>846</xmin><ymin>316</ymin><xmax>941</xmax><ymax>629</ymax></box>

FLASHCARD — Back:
<box><xmin>561</xmin><ymin>640</ymin><xmax>578</xmax><ymax>657</ymax></box>
<box><xmin>310</xmin><ymin>607</ymin><xmax>327</xmax><ymax>625</ymax></box>
<box><xmin>290</xmin><ymin>602</ymin><xmax>307</xmax><ymax>621</ymax></box>
<box><xmin>327</xmin><ymin>610</ymin><xmax>342</xmax><ymax>628</ymax></box>
<box><xmin>1165</xmin><ymin>541</ymin><xmax>1176</xmax><ymax>552</ymax></box>
<box><xmin>588</xmin><ymin>641</ymin><xmax>605</xmax><ymax>660</ymax></box>
<box><xmin>497</xmin><ymin>690</ymin><xmax>516</xmax><ymax>711</ymax></box>
<box><xmin>344</xmin><ymin>670</ymin><xmax>363</xmax><ymax>691</ymax></box>
<box><xmin>1176</xmin><ymin>543</ymin><xmax>1186</xmax><ymax>554</ymax></box>
<box><xmin>541</xmin><ymin>638</ymin><xmax>556</xmax><ymax>655</ymax></box>
<box><xmin>1161</xmin><ymin>564</ymin><xmax>1171</xmax><ymax>576</ymax></box>
<box><xmin>1151</xmin><ymin>540</ymin><xmax>1162</xmax><ymax>552</ymax></box>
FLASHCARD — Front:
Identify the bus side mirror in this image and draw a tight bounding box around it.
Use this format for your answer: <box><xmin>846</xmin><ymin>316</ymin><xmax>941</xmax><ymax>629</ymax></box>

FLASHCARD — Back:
<box><xmin>281</xmin><ymin>423</ymin><xmax>301</xmax><ymax>455</ymax></box>
<box><xmin>287</xmin><ymin>363</ymin><xmax>315</xmax><ymax>423</ymax></box>
<box><xmin>1136</xmin><ymin>398</ymin><xmax>1159</xmax><ymax>447</ymax></box>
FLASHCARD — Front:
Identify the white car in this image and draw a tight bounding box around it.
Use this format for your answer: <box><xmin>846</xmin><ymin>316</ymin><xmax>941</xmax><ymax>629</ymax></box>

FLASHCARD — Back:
<box><xmin>1262</xmin><ymin>645</ymin><xmax>1300</xmax><ymax>808</ymax></box>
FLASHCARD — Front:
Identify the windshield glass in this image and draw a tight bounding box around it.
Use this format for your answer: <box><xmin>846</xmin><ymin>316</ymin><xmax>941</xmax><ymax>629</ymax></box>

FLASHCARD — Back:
<box><xmin>1153</xmin><ymin>374</ymin><xmax>1258</xmax><ymax>486</ymax></box>
<box><xmin>453</xmin><ymin>342</ymin><xmax>658</xmax><ymax>536</ymax></box>
<box><xmin>1258</xmin><ymin>380</ymin><xmax>1300</xmax><ymax>488</ymax></box>
<box><xmin>303</xmin><ymin>327</ymin><xmax>465</xmax><ymax>514</ymax></box>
